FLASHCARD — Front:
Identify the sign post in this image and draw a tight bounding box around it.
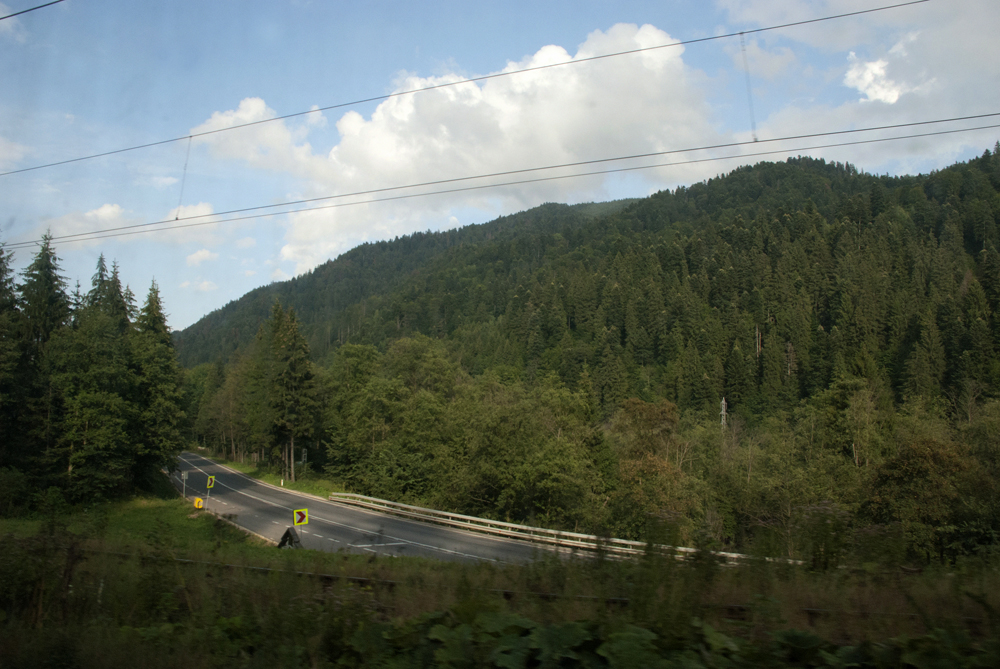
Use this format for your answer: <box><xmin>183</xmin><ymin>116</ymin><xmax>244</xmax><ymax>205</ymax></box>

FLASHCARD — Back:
<box><xmin>181</xmin><ymin>470</ymin><xmax>188</xmax><ymax>497</ymax></box>
<box><xmin>293</xmin><ymin>509</ymin><xmax>309</xmax><ymax>526</ymax></box>
<box><xmin>207</xmin><ymin>475</ymin><xmax>215</xmax><ymax>498</ymax></box>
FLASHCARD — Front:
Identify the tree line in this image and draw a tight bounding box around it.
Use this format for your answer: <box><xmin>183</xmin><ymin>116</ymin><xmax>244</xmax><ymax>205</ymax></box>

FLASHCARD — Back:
<box><xmin>0</xmin><ymin>238</ymin><xmax>185</xmax><ymax>503</ymax></box>
<box><xmin>184</xmin><ymin>146</ymin><xmax>1000</xmax><ymax>563</ymax></box>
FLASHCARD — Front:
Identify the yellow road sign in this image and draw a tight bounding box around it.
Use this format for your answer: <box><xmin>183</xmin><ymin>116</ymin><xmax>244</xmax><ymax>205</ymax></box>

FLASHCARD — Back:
<box><xmin>293</xmin><ymin>509</ymin><xmax>309</xmax><ymax>526</ymax></box>
<box><xmin>207</xmin><ymin>475</ymin><xmax>215</xmax><ymax>489</ymax></box>
<box><xmin>194</xmin><ymin>498</ymin><xmax>204</xmax><ymax>509</ymax></box>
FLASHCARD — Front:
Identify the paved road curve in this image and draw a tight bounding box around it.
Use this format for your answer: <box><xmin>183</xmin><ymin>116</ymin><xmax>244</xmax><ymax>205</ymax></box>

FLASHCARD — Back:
<box><xmin>171</xmin><ymin>452</ymin><xmax>550</xmax><ymax>563</ymax></box>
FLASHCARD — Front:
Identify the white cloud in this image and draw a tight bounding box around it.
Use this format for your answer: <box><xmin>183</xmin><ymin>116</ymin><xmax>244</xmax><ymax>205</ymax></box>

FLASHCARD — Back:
<box><xmin>271</xmin><ymin>267</ymin><xmax>290</xmax><ymax>281</ymax></box>
<box><xmin>148</xmin><ymin>176</ymin><xmax>179</xmax><ymax>189</ymax></box>
<box><xmin>186</xmin><ymin>249</ymin><xmax>219</xmax><ymax>266</ymax></box>
<box><xmin>195</xmin><ymin>23</ymin><xmax>718</xmax><ymax>273</ymax></box>
<box><xmin>0</xmin><ymin>135</ymin><xmax>28</xmax><ymax>169</ymax></box>
<box><xmin>244</xmin><ymin>269</ymin><xmax>257</xmax><ymax>277</ymax></box>
<box><xmin>718</xmin><ymin>0</ymin><xmax>997</xmax><ymax>172</ymax></box>
<box><xmin>236</xmin><ymin>236</ymin><xmax>256</xmax><ymax>249</ymax></box>
<box><xmin>180</xmin><ymin>279</ymin><xmax>218</xmax><ymax>292</ymax></box>
<box><xmin>844</xmin><ymin>53</ymin><xmax>904</xmax><ymax>103</ymax></box>
<box><xmin>305</xmin><ymin>105</ymin><xmax>327</xmax><ymax>128</ymax></box>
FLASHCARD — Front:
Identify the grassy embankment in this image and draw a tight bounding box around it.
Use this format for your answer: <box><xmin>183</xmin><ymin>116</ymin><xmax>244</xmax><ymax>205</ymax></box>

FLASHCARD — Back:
<box><xmin>2</xmin><ymin>473</ymin><xmax>999</xmax><ymax>666</ymax></box>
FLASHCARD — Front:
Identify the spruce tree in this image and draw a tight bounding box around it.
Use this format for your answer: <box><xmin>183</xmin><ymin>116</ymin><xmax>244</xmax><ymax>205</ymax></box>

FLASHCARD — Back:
<box><xmin>271</xmin><ymin>304</ymin><xmax>316</xmax><ymax>481</ymax></box>
<box><xmin>47</xmin><ymin>303</ymin><xmax>136</xmax><ymax>498</ymax></box>
<box><xmin>19</xmin><ymin>233</ymin><xmax>69</xmax><ymax>358</ymax></box>
<box><xmin>132</xmin><ymin>280</ymin><xmax>185</xmax><ymax>483</ymax></box>
<box><xmin>0</xmin><ymin>244</ymin><xmax>21</xmax><ymax>467</ymax></box>
<box><xmin>18</xmin><ymin>234</ymin><xmax>70</xmax><ymax>464</ymax></box>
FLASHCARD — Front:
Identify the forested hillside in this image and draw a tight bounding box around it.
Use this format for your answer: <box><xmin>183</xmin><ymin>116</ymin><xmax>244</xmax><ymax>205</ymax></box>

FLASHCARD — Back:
<box><xmin>184</xmin><ymin>146</ymin><xmax>1000</xmax><ymax>561</ymax></box>
<box><xmin>174</xmin><ymin>200</ymin><xmax>636</xmax><ymax>367</ymax></box>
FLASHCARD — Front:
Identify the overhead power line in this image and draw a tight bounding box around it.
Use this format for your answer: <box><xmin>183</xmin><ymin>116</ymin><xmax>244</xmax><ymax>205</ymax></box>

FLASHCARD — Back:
<box><xmin>7</xmin><ymin>114</ymin><xmax>994</xmax><ymax>250</ymax></box>
<box><xmin>0</xmin><ymin>0</ymin><xmax>64</xmax><ymax>22</ymax></box>
<box><xmin>0</xmin><ymin>0</ymin><xmax>931</xmax><ymax>179</ymax></box>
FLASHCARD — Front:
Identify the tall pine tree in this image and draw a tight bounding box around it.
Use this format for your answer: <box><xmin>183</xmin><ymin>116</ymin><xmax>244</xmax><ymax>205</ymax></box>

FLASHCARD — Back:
<box><xmin>132</xmin><ymin>280</ymin><xmax>185</xmax><ymax>483</ymax></box>
<box><xmin>270</xmin><ymin>303</ymin><xmax>316</xmax><ymax>481</ymax></box>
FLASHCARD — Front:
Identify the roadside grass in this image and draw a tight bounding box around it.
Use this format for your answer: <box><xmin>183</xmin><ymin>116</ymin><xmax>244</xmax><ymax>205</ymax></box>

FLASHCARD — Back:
<box><xmin>3</xmin><ymin>489</ymin><xmax>999</xmax><ymax>639</ymax></box>
<box><xmin>167</xmin><ymin>451</ymin><xmax>1000</xmax><ymax>641</ymax></box>
<box><xmin>3</xmin><ymin>487</ymin><xmax>1000</xmax><ymax>666</ymax></box>
<box><xmin>0</xmin><ymin>470</ymin><xmax>1000</xmax><ymax>669</ymax></box>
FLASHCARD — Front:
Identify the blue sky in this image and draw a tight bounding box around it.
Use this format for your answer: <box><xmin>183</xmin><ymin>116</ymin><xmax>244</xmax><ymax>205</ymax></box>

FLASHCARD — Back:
<box><xmin>2</xmin><ymin>0</ymin><xmax>999</xmax><ymax>329</ymax></box>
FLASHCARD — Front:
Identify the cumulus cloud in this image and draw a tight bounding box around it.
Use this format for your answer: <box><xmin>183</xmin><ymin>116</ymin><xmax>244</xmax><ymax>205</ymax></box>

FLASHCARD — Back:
<box><xmin>186</xmin><ymin>249</ymin><xmax>219</xmax><ymax>266</ymax></box>
<box><xmin>195</xmin><ymin>23</ymin><xmax>718</xmax><ymax>273</ymax></box>
<box><xmin>844</xmin><ymin>53</ymin><xmax>904</xmax><ymax>103</ymax></box>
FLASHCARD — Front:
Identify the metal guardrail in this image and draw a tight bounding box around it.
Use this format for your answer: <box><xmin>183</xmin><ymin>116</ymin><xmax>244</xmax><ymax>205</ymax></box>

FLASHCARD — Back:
<box><xmin>327</xmin><ymin>492</ymin><xmax>762</xmax><ymax>563</ymax></box>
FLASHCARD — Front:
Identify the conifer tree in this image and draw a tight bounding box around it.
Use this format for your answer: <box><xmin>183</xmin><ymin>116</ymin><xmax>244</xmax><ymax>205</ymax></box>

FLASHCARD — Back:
<box><xmin>0</xmin><ymin>244</ymin><xmax>21</xmax><ymax>467</ymax></box>
<box><xmin>132</xmin><ymin>280</ymin><xmax>185</xmax><ymax>482</ymax></box>
<box><xmin>47</xmin><ymin>256</ymin><xmax>137</xmax><ymax>498</ymax></box>
<box><xmin>19</xmin><ymin>233</ymin><xmax>69</xmax><ymax>358</ymax></box>
<box><xmin>271</xmin><ymin>303</ymin><xmax>316</xmax><ymax>481</ymax></box>
<box><xmin>19</xmin><ymin>234</ymin><xmax>70</xmax><ymax>462</ymax></box>
<box><xmin>904</xmin><ymin>313</ymin><xmax>946</xmax><ymax>400</ymax></box>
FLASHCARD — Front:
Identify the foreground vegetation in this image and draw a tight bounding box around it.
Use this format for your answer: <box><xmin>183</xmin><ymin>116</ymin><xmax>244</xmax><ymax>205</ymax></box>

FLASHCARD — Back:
<box><xmin>2</xmin><ymin>490</ymin><xmax>1000</xmax><ymax>667</ymax></box>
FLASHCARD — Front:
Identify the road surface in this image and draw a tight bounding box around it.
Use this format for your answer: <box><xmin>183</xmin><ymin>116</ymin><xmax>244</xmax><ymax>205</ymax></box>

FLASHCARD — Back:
<box><xmin>170</xmin><ymin>451</ymin><xmax>551</xmax><ymax>563</ymax></box>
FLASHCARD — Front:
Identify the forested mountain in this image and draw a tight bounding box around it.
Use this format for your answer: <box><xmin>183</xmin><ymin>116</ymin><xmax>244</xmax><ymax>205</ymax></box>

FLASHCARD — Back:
<box><xmin>173</xmin><ymin>199</ymin><xmax>636</xmax><ymax>367</ymax></box>
<box><xmin>173</xmin><ymin>145</ymin><xmax>1000</xmax><ymax>560</ymax></box>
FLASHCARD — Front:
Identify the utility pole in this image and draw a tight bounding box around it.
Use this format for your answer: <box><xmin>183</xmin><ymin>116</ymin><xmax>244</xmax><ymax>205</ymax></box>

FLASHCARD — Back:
<box><xmin>720</xmin><ymin>397</ymin><xmax>728</xmax><ymax>429</ymax></box>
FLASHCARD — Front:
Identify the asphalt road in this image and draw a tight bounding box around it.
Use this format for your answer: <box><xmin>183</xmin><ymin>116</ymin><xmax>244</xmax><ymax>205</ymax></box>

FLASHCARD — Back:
<box><xmin>170</xmin><ymin>452</ymin><xmax>551</xmax><ymax>564</ymax></box>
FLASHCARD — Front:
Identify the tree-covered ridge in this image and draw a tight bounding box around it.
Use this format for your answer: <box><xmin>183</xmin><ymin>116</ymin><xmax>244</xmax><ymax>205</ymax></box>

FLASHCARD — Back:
<box><xmin>0</xmin><ymin>241</ymin><xmax>185</xmax><ymax>501</ymax></box>
<box><xmin>187</xmin><ymin>146</ymin><xmax>1000</xmax><ymax>562</ymax></box>
<box><xmin>173</xmin><ymin>199</ymin><xmax>637</xmax><ymax>367</ymax></box>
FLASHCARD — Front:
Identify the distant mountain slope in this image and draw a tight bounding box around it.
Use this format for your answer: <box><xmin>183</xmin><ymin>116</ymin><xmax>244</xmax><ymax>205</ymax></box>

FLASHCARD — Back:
<box><xmin>173</xmin><ymin>199</ymin><xmax>637</xmax><ymax>367</ymax></box>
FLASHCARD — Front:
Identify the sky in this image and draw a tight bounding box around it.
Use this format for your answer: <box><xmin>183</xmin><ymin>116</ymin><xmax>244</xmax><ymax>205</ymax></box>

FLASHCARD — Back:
<box><xmin>2</xmin><ymin>0</ymin><xmax>999</xmax><ymax>330</ymax></box>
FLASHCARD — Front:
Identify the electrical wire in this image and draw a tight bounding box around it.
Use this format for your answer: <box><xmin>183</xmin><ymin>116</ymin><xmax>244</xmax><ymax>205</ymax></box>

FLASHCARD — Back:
<box><xmin>0</xmin><ymin>0</ymin><xmax>931</xmax><ymax>179</ymax></box>
<box><xmin>9</xmin><ymin>111</ymin><xmax>996</xmax><ymax>246</ymax></box>
<box><xmin>0</xmin><ymin>0</ymin><xmax>64</xmax><ymax>22</ymax></box>
<box><xmin>7</xmin><ymin>120</ymin><xmax>995</xmax><ymax>250</ymax></box>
